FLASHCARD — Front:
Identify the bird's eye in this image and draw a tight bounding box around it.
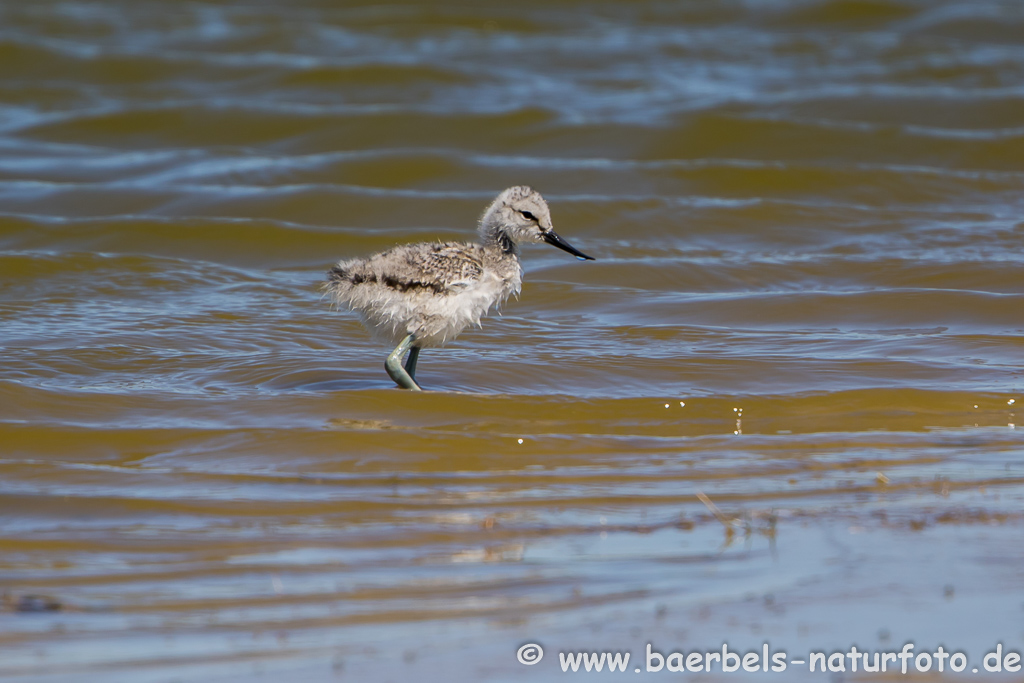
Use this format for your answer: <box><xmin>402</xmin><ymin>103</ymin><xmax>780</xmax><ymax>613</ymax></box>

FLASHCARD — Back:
<box><xmin>520</xmin><ymin>210</ymin><xmax>536</xmax><ymax>221</ymax></box>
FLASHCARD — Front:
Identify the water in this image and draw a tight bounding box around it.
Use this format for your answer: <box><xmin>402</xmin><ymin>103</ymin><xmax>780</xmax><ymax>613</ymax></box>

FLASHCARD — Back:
<box><xmin>2</xmin><ymin>1</ymin><xmax>1024</xmax><ymax>680</ymax></box>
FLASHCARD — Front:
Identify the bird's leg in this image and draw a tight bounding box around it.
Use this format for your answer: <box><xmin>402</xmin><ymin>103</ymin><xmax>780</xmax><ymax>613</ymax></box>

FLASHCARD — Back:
<box><xmin>385</xmin><ymin>334</ymin><xmax>422</xmax><ymax>391</ymax></box>
<box><xmin>404</xmin><ymin>346</ymin><xmax>420</xmax><ymax>380</ymax></box>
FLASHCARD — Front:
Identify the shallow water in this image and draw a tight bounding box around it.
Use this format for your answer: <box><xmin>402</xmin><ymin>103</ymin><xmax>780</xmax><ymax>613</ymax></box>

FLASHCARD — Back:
<box><xmin>2</xmin><ymin>1</ymin><xmax>1024</xmax><ymax>680</ymax></box>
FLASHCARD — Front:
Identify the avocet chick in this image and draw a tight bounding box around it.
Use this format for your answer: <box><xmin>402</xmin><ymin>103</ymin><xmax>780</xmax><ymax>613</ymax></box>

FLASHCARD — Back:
<box><xmin>324</xmin><ymin>186</ymin><xmax>594</xmax><ymax>390</ymax></box>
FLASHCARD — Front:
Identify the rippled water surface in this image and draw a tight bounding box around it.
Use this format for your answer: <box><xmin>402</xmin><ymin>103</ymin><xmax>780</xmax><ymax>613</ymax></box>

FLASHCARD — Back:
<box><xmin>2</xmin><ymin>1</ymin><xmax>1024</xmax><ymax>680</ymax></box>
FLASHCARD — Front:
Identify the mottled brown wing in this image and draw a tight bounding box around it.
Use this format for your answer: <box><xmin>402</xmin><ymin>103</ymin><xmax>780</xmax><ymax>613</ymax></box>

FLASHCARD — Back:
<box><xmin>386</xmin><ymin>242</ymin><xmax>483</xmax><ymax>294</ymax></box>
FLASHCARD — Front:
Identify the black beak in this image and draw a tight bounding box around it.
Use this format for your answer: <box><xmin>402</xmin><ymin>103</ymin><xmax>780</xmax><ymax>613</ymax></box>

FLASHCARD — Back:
<box><xmin>543</xmin><ymin>230</ymin><xmax>595</xmax><ymax>261</ymax></box>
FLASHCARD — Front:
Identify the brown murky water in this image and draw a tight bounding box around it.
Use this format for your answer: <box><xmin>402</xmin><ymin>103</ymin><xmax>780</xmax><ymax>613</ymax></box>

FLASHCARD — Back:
<box><xmin>2</xmin><ymin>1</ymin><xmax>1024</xmax><ymax>681</ymax></box>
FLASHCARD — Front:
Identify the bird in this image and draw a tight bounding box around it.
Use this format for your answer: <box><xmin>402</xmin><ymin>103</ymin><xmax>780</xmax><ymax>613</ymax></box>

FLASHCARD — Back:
<box><xmin>324</xmin><ymin>186</ymin><xmax>594</xmax><ymax>390</ymax></box>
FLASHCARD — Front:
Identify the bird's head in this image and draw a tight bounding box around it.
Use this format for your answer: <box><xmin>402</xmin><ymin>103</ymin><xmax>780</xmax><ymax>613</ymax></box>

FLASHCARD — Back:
<box><xmin>480</xmin><ymin>186</ymin><xmax>594</xmax><ymax>260</ymax></box>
